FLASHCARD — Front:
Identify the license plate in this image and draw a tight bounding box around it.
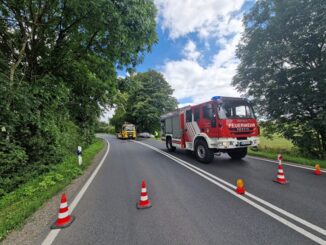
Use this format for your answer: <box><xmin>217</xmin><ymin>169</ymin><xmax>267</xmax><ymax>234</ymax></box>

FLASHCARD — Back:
<box><xmin>240</xmin><ymin>141</ymin><xmax>251</xmax><ymax>146</ymax></box>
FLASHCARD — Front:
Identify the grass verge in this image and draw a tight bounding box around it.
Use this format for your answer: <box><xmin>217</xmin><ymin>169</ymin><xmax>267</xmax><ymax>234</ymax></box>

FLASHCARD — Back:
<box><xmin>248</xmin><ymin>148</ymin><xmax>326</xmax><ymax>169</ymax></box>
<box><xmin>248</xmin><ymin>133</ymin><xmax>325</xmax><ymax>169</ymax></box>
<box><xmin>0</xmin><ymin>138</ymin><xmax>105</xmax><ymax>241</ymax></box>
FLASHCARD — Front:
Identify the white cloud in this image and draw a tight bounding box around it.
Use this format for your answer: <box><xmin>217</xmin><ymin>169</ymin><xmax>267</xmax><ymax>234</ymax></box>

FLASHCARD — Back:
<box><xmin>183</xmin><ymin>40</ymin><xmax>201</xmax><ymax>61</ymax></box>
<box><xmin>178</xmin><ymin>103</ymin><xmax>194</xmax><ymax>109</ymax></box>
<box><xmin>154</xmin><ymin>0</ymin><xmax>247</xmax><ymax>104</ymax></box>
<box><xmin>100</xmin><ymin>108</ymin><xmax>115</xmax><ymax>122</ymax></box>
<box><xmin>161</xmin><ymin>34</ymin><xmax>241</xmax><ymax>104</ymax></box>
<box><xmin>212</xmin><ymin>33</ymin><xmax>241</xmax><ymax>67</ymax></box>
<box><xmin>155</xmin><ymin>0</ymin><xmax>245</xmax><ymax>39</ymax></box>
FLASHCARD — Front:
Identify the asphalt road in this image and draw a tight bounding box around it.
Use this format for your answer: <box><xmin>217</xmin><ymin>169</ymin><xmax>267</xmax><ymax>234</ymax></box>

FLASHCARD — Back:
<box><xmin>48</xmin><ymin>135</ymin><xmax>326</xmax><ymax>245</ymax></box>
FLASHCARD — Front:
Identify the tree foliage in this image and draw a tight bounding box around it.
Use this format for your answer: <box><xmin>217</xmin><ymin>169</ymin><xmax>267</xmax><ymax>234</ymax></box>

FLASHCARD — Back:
<box><xmin>0</xmin><ymin>0</ymin><xmax>157</xmax><ymax>195</ymax></box>
<box><xmin>233</xmin><ymin>0</ymin><xmax>326</xmax><ymax>158</ymax></box>
<box><xmin>111</xmin><ymin>70</ymin><xmax>177</xmax><ymax>133</ymax></box>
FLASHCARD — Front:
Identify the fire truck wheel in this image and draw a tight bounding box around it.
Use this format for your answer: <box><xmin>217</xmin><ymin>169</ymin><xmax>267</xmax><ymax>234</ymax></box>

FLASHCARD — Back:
<box><xmin>166</xmin><ymin>137</ymin><xmax>176</xmax><ymax>152</ymax></box>
<box><xmin>228</xmin><ymin>148</ymin><xmax>247</xmax><ymax>160</ymax></box>
<box><xmin>195</xmin><ymin>139</ymin><xmax>214</xmax><ymax>163</ymax></box>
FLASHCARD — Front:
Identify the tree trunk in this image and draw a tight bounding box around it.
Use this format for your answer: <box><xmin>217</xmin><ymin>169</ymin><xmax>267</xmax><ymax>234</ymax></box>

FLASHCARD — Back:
<box><xmin>9</xmin><ymin>39</ymin><xmax>28</xmax><ymax>82</ymax></box>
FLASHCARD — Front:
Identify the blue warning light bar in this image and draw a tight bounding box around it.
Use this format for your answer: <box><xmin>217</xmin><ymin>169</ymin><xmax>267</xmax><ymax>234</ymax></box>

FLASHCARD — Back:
<box><xmin>211</xmin><ymin>96</ymin><xmax>221</xmax><ymax>101</ymax></box>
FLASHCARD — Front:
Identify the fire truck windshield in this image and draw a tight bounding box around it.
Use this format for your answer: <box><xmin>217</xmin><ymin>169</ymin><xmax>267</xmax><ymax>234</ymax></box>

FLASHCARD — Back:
<box><xmin>217</xmin><ymin>100</ymin><xmax>255</xmax><ymax>119</ymax></box>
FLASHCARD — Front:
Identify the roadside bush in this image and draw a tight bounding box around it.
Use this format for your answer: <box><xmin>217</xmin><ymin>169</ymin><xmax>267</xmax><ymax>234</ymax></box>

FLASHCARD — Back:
<box><xmin>0</xmin><ymin>139</ymin><xmax>104</xmax><ymax>241</ymax></box>
<box><xmin>262</xmin><ymin>121</ymin><xmax>325</xmax><ymax>159</ymax></box>
<box><xmin>108</xmin><ymin>126</ymin><xmax>116</xmax><ymax>134</ymax></box>
<box><xmin>56</xmin><ymin>120</ymin><xmax>81</xmax><ymax>158</ymax></box>
<box><xmin>95</xmin><ymin>121</ymin><xmax>110</xmax><ymax>133</ymax></box>
<box><xmin>0</xmin><ymin>140</ymin><xmax>28</xmax><ymax>196</ymax></box>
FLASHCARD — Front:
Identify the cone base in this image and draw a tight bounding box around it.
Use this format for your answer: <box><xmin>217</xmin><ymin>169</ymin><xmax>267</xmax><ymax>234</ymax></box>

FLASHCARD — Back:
<box><xmin>236</xmin><ymin>188</ymin><xmax>245</xmax><ymax>195</ymax></box>
<box><xmin>137</xmin><ymin>202</ymin><xmax>152</xmax><ymax>209</ymax></box>
<box><xmin>314</xmin><ymin>171</ymin><xmax>322</xmax><ymax>175</ymax></box>
<box><xmin>51</xmin><ymin>216</ymin><xmax>75</xmax><ymax>229</ymax></box>
<box><xmin>273</xmin><ymin>179</ymin><xmax>288</xmax><ymax>184</ymax></box>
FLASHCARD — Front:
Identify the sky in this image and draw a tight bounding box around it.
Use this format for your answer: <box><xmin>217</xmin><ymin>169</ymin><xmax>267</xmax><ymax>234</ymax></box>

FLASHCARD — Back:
<box><xmin>104</xmin><ymin>0</ymin><xmax>255</xmax><ymax>120</ymax></box>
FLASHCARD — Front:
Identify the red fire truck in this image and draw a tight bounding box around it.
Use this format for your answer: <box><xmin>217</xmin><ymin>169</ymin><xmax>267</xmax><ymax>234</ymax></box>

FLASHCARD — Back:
<box><xmin>160</xmin><ymin>96</ymin><xmax>260</xmax><ymax>163</ymax></box>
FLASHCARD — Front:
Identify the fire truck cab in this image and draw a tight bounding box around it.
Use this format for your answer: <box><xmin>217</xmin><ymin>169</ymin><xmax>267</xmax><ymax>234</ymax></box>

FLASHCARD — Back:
<box><xmin>160</xmin><ymin>96</ymin><xmax>260</xmax><ymax>163</ymax></box>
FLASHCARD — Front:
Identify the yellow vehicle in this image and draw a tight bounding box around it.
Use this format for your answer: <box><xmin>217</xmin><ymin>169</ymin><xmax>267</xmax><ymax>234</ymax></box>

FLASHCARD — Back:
<box><xmin>117</xmin><ymin>123</ymin><xmax>136</xmax><ymax>139</ymax></box>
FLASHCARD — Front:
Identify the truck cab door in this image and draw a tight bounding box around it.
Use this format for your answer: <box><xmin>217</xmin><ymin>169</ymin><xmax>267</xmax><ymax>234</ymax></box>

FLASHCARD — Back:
<box><xmin>201</xmin><ymin>103</ymin><xmax>218</xmax><ymax>137</ymax></box>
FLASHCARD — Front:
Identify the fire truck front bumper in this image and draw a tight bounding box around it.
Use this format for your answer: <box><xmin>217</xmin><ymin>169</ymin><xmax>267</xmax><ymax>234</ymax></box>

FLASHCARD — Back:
<box><xmin>209</xmin><ymin>137</ymin><xmax>259</xmax><ymax>149</ymax></box>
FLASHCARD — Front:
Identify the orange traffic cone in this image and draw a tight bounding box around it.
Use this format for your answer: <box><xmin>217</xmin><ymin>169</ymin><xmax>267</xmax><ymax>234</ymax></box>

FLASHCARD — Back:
<box><xmin>137</xmin><ymin>180</ymin><xmax>152</xmax><ymax>209</ymax></box>
<box><xmin>51</xmin><ymin>194</ymin><xmax>75</xmax><ymax>229</ymax></box>
<box><xmin>273</xmin><ymin>154</ymin><xmax>288</xmax><ymax>184</ymax></box>
<box><xmin>314</xmin><ymin>164</ymin><xmax>322</xmax><ymax>175</ymax></box>
<box><xmin>236</xmin><ymin>179</ymin><xmax>245</xmax><ymax>194</ymax></box>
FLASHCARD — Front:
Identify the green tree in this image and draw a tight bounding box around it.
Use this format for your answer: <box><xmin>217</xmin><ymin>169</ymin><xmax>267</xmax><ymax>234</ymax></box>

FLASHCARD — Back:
<box><xmin>110</xmin><ymin>90</ymin><xmax>129</xmax><ymax>131</ymax></box>
<box><xmin>233</xmin><ymin>0</ymin><xmax>326</xmax><ymax>158</ymax></box>
<box><xmin>0</xmin><ymin>0</ymin><xmax>157</xmax><ymax>195</ymax></box>
<box><xmin>0</xmin><ymin>0</ymin><xmax>157</xmax><ymax>140</ymax></box>
<box><xmin>112</xmin><ymin>70</ymin><xmax>177</xmax><ymax>133</ymax></box>
<box><xmin>126</xmin><ymin>70</ymin><xmax>177</xmax><ymax>132</ymax></box>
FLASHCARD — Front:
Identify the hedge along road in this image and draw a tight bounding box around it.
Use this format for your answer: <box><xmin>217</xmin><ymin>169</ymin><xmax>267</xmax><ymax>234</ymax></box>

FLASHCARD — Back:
<box><xmin>43</xmin><ymin>135</ymin><xmax>325</xmax><ymax>245</ymax></box>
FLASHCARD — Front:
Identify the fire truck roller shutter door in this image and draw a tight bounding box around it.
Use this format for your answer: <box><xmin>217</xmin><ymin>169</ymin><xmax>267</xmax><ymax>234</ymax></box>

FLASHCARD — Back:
<box><xmin>166</xmin><ymin>117</ymin><xmax>173</xmax><ymax>134</ymax></box>
<box><xmin>172</xmin><ymin>115</ymin><xmax>182</xmax><ymax>139</ymax></box>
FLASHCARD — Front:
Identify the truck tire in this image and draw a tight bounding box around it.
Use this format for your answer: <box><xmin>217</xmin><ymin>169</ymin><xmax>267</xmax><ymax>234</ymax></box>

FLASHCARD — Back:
<box><xmin>195</xmin><ymin>139</ymin><xmax>214</xmax><ymax>163</ymax></box>
<box><xmin>166</xmin><ymin>137</ymin><xmax>176</xmax><ymax>152</ymax></box>
<box><xmin>228</xmin><ymin>148</ymin><xmax>247</xmax><ymax>160</ymax></box>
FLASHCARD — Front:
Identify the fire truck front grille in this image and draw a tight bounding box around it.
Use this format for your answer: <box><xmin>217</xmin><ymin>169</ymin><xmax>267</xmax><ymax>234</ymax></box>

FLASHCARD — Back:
<box><xmin>229</xmin><ymin>127</ymin><xmax>254</xmax><ymax>135</ymax></box>
<box><xmin>237</xmin><ymin>137</ymin><xmax>248</xmax><ymax>140</ymax></box>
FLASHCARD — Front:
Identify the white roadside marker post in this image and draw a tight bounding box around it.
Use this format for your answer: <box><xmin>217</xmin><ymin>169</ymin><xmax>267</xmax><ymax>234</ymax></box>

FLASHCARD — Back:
<box><xmin>77</xmin><ymin>146</ymin><xmax>82</xmax><ymax>165</ymax></box>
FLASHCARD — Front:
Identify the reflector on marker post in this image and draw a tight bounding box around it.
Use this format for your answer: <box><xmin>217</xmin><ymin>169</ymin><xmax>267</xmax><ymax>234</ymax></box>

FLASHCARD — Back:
<box><xmin>77</xmin><ymin>146</ymin><xmax>82</xmax><ymax>165</ymax></box>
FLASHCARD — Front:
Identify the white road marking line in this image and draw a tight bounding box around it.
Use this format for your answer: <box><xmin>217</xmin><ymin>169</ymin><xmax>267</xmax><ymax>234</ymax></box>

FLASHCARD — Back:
<box><xmin>165</xmin><ymin>151</ymin><xmax>326</xmax><ymax>236</ymax></box>
<box><xmin>248</xmin><ymin>156</ymin><xmax>326</xmax><ymax>173</ymax></box>
<box><xmin>154</xmin><ymin>144</ymin><xmax>326</xmax><ymax>236</ymax></box>
<box><xmin>134</xmin><ymin>141</ymin><xmax>326</xmax><ymax>244</ymax></box>
<box><xmin>137</xmin><ymin>141</ymin><xmax>326</xmax><ymax>236</ymax></box>
<box><xmin>42</xmin><ymin>139</ymin><xmax>110</xmax><ymax>245</ymax></box>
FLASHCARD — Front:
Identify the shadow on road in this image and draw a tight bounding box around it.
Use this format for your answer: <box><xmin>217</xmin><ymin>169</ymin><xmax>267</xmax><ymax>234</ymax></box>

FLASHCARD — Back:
<box><xmin>158</xmin><ymin>148</ymin><xmax>248</xmax><ymax>167</ymax></box>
